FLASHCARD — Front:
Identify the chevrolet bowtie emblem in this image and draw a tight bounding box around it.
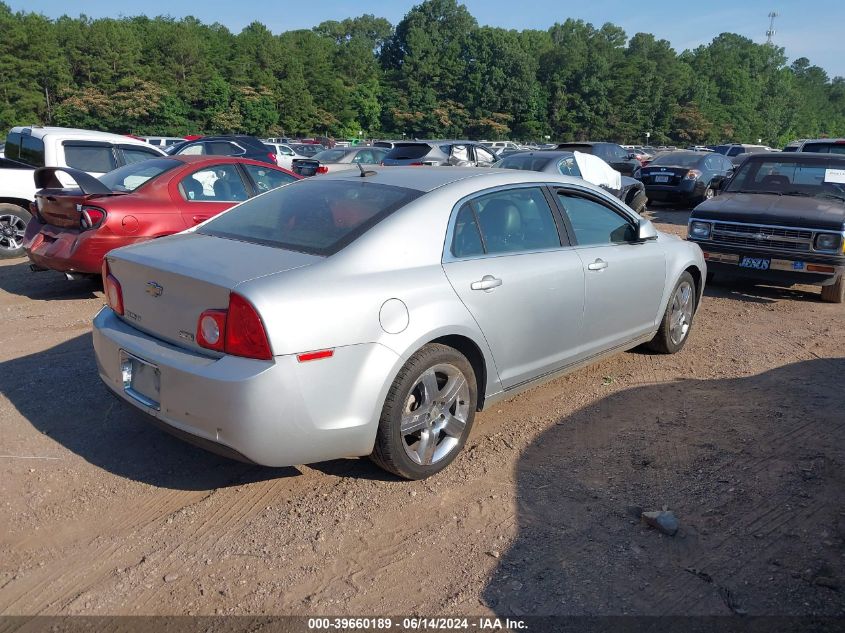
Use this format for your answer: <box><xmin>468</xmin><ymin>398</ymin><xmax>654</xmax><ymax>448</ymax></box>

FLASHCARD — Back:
<box><xmin>146</xmin><ymin>281</ymin><xmax>164</xmax><ymax>298</ymax></box>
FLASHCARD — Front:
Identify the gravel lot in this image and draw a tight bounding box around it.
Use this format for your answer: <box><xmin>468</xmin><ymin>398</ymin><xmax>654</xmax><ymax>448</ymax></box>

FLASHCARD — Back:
<box><xmin>1</xmin><ymin>209</ymin><xmax>843</xmax><ymax>617</ymax></box>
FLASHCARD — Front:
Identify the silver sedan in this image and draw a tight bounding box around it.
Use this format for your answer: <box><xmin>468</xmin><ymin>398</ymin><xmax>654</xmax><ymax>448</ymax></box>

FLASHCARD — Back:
<box><xmin>93</xmin><ymin>168</ymin><xmax>706</xmax><ymax>479</ymax></box>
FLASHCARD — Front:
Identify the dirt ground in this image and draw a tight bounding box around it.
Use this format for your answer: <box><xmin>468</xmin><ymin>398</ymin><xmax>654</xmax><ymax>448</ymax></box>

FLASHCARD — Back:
<box><xmin>1</xmin><ymin>208</ymin><xmax>843</xmax><ymax>617</ymax></box>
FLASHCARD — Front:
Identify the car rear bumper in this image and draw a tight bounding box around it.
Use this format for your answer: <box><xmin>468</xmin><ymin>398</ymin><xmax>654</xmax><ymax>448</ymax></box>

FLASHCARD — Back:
<box><xmin>644</xmin><ymin>180</ymin><xmax>704</xmax><ymax>201</ymax></box>
<box><xmin>694</xmin><ymin>242</ymin><xmax>844</xmax><ymax>286</ymax></box>
<box><xmin>24</xmin><ymin>220</ymin><xmax>139</xmax><ymax>275</ymax></box>
<box><xmin>92</xmin><ymin>307</ymin><xmax>400</xmax><ymax>467</ymax></box>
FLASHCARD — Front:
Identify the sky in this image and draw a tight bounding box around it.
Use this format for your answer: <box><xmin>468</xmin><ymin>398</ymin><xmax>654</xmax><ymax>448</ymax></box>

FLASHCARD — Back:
<box><xmin>11</xmin><ymin>0</ymin><xmax>845</xmax><ymax>78</ymax></box>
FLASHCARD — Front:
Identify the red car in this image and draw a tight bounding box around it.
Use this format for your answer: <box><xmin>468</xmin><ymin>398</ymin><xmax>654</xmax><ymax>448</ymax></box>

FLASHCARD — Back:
<box><xmin>24</xmin><ymin>156</ymin><xmax>299</xmax><ymax>277</ymax></box>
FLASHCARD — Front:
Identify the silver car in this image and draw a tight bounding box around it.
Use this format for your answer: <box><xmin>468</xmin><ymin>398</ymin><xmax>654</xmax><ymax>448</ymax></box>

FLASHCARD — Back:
<box><xmin>93</xmin><ymin>168</ymin><xmax>705</xmax><ymax>479</ymax></box>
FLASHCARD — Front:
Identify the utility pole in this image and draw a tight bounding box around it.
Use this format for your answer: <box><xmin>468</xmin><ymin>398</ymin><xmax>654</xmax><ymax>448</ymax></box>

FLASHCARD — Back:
<box><xmin>766</xmin><ymin>11</ymin><xmax>778</xmax><ymax>45</ymax></box>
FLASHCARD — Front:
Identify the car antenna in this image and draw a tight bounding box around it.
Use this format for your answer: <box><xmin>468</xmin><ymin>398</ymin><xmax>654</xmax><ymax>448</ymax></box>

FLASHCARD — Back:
<box><xmin>357</xmin><ymin>162</ymin><xmax>377</xmax><ymax>177</ymax></box>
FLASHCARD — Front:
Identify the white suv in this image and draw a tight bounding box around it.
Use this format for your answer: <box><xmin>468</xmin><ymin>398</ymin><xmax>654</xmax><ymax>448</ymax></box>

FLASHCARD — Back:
<box><xmin>0</xmin><ymin>126</ymin><xmax>165</xmax><ymax>258</ymax></box>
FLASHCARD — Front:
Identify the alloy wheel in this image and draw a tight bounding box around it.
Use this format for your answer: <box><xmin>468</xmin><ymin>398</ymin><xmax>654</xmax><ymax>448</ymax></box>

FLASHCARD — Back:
<box><xmin>400</xmin><ymin>363</ymin><xmax>471</xmax><ymax>466</ymax></box>
<box><xmin>0</xmin><ymin>214</ymin><xmax>27</xmax><ymax>252</ymax></box>
<box><xmin>669</xmin><ymin>281</ymin><xmax>694</xmax><ymax>345</ymax></box>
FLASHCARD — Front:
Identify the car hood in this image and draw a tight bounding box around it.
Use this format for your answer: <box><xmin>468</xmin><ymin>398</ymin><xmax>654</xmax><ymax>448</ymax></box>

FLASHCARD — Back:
<box><xmin>692</xmin><ymin>192</ymin><xmax>845</xmax><ymax>231</ymax></box>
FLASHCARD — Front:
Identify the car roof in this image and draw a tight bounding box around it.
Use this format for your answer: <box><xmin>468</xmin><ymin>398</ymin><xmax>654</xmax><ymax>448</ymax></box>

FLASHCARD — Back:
<box><xmin>322</xmin><ymin>166</ymin><xmax>580</xmax><ymax>193</ymax></box>
<box><xmin>9</xmin><ymin>126</ymin><xmax>154</xmax><ymax>146</ymax></box>
<box><xmin>801</xmin><ymin>138</ymin><xmax>845</xmax><ymax>145</ymax></box>
<box><xmin>501</xmin><ymin>150</ymin><xmax>573</xmax><ymax>159</ymax></box>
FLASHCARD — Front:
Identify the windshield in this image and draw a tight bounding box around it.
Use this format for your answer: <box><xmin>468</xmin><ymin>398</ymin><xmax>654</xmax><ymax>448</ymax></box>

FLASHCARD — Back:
<box><xmin>198</xmin><ymin>180</ymin><xmax>422</xmax><ymax>256</ymax></box>
<box><xmin>801</xmin><ymin>142</ymin><xmax>845</xmax><ymax>155</ymax></box>
<box><xmin>98</xmin><ymin>158</ymin><xmax>179</xmax><ymax>192</ymax></box>
<box><xmin>312</xmin><ymin>149</ymin><xmax>349</xmax><ymax>163</ymax></box>
<box><xmin>726</xmin><ymin>157</ymin><xmax>845</xmax><ymax>200</ymax></box>
<box><xmin>649</xmin><ymin>153</ymin><xmax>703</xmax><ymax>168</ymax></box>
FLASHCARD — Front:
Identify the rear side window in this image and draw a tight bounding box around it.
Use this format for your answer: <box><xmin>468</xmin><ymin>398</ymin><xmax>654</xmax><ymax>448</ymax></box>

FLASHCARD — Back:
<box><xmin>558</xmin><ymin>157</ymin><xmax>581</xmax><ymax>177</ymax></box>
<box><xmin>98</xmin><ymin>157</ymin><xmax>179</xmax><ymax>192</ymax></box>
<box><xmin>206</xmin><ymin>141</ymin><xmax>242</xmax><ymax>156</ymax></box>
<box><xmin>198</xmin><ymin>180</ymin><xmax>421</xmax><ymax>256</ymax></box>
<box><xmin>7</xmin><ymin>133</ymin><xmax>46</xmax><ymax>167</ymax></box>
<box><xmin>452</xmin><ymin>187</ymin><xmax>561</xmax><ymax>257</ymax></box>
<box><xmin>64</xmin><ymin>144</ymin><xmax>117</xmax><ymax>173</ymax></box>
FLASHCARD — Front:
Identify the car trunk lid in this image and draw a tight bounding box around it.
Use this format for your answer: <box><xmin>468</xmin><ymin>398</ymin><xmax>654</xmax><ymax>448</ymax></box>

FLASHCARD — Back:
<box><xmin>108</xmin><ymin>232</ymin><xmax>322</xmax><ymax>353</ymax></box>
<box><xmin>641</xmin><ymin>166</ymin><xmax>688</xmax><ymax>185</ymax></box>
<box><xmin>34</xmin><ymin>188</ymin><xmax>123</xmax><ymax>229</ymax></box>
<box><xmin>291</xmin><ymin>159</ymin><xmax>321</xmax><ymax>177</ymax></box>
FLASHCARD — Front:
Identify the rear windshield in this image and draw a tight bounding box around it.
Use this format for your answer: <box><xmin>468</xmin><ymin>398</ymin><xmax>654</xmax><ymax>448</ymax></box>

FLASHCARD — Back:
<box><xmin>293</xmin><ymin>144</ymin><xmax>322</xmax><ymax>156</ymax></box>
<box><xmin>198</xmin><ymin>180</ymin><xmax>422</xmax><ymax>256</ymax></box>
<box><xmin>98</xmin><ymin>158</ymin><xmax>180</xmax><ymax>192</ymax></box>
<box><xmin>498</xmin><ymin>155</ymin><xmax>553</xmax><ymax>171</ymax></box>
<box><xmin>802</xmin><ymin>142</ymin><xmax>845</xmax><ymax>155</ymax></box>
<box><xmin>384</xmin><ymin>143</ymin><xmax>432</xmax><ymax>160</ymax></box>
<box><xmin>649</xmin><ymin>153</ymin><xmax>703</xmax><ymax>168</ymax></box>
<box><xmin>312</xmin><ymin>149</ymin><xmax>349</xmax><ymax>162</ymax></box>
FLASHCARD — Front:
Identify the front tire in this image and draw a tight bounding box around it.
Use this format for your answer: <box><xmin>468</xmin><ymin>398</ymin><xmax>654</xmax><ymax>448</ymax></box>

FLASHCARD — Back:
<box><xmin>371</xmin><ymin>343</ymin><xmax>478</xmax><ymax>480</ymax></box>
<box><xmin>647</xmin><ymin>272</ymin><xmax>697</xmax><ymax>354</ymax></box>
<box><xmin>820</xmin><ymin>274</ymin><xmax>845</xmax><ymax>304</ymax></box>
<box><xmin>0</xmin><ymin>204</ymin><xmax>31</xmax><ymax>259</ymax></box>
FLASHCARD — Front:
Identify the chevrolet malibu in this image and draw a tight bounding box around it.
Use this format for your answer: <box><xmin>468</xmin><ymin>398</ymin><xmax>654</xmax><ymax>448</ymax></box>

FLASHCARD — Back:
<box><xmin>94</xmin><ymin>168</ymin><xmax>706</xmax><ymax>479</ymax></box>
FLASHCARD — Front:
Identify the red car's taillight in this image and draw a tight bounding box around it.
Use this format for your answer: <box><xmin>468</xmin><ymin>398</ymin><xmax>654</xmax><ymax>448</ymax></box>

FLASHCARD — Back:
<box><xmin>101</xmin><ymin>259</ymin><xmax>124</xmax><ymax>316</ymax></box>
<box><xmin>196</xmin><ymin>293</ymin><xmax>272</xmax><ymax>360</ymax></box>
<box><xmin>268</xmin><ymin>152</ymin><xmax>277</xmax><ymax>164</ymax></box>
<box><xmin>80</xmin><ymin>206</ymin><xmax>107</xmax><ymax>230</ymax></box>
<box><xmin>316</xmin><ymin>165</ymin><xmax>329</xmax><ymax>174</ymax></box>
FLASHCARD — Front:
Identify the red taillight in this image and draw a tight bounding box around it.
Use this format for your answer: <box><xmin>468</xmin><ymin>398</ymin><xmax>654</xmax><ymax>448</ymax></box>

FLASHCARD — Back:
<box><xmin>80</xmin><ymin>206</ymin><xmax>106</xmax><ymax>230</ymax></box>
<box><xmin>196</xmin><ymin>309</ymin><xmax>227</xmax><ymax>352</ymax></box>
<box><xmin>409</xmin><ymin>162</ymin><xmax>424</xmax><ymax>166</ymax></box>
<box><xmin>297</xmin><ymin>349</ymin><xmax>334</xmax><ymax>362</ymax></box>
<box><xmin>101</xmin><ymin>259</ymin><xmax>124</xmax><ymax>316</ymax></box>
<box><xmin>268</xmin><ymin>152</ymin><xmax>277</xmax><ymax>164</ymax></box>
<box><xmin>316</xmin><ymin>165</ymin><xmax>329</xmax><ymax>174</ymax></box>
<box><xmin>196</xmin><ymin>294</ymin><xmax>272</xmax><ymax>359</ymax></box>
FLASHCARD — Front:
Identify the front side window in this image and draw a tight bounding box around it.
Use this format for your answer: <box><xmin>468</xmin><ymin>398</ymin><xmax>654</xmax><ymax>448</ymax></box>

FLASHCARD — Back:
<box><xmin>64</xmin><ymin>144</ymin><xmax>117</xmax><ymax>173</ymax></box>
<box><xmin>558</xmin><ymin>157</ymin><xmax>581</xmax><ymax>177</ymax></box>
<box><xmin>450</xmin><ymin>145</ymin><xmax>470</xmax><ymax>163</ymax></box>
<box><xmin>453</xmin><ymin>187</ymin><xmax>561</xmax><ymax>256</ymax></box>
<box><xmin>242</xmin><ymin>163</ymin><xmax>297</xmax><ymax>193</ymax></box>
<box><xmin>198</xmin><ymin>180</ymin><xmax>421</xmax><ymax>256</ymax></box>
<box><xmin>557</xmin><ymin>193</ymin><xmax>636</xmax><ymax>245</ymax></box>
<box><xmin>475</xmin><ymin>146</ymin><xmax>496</xmax><ymax>164</ymax></box>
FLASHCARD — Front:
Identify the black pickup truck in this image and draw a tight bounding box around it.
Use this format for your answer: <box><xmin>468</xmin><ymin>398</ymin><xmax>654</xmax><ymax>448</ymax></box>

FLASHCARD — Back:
<box><xmin>687</xmin><ymin>152</ymin><xmax>845</xmax><ymax>303</ymax></box>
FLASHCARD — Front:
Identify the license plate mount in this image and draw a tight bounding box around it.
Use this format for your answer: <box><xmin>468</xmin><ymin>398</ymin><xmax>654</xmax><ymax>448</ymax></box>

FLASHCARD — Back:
<box><xmin>739</xmin><ymin>256</ymin><xmax>771</xmax><ymax>270</ymax></box>
<box><xmin>119</xmin><ymin>350</ymin><xmax>161</xmax><ymax>410</ymax></box>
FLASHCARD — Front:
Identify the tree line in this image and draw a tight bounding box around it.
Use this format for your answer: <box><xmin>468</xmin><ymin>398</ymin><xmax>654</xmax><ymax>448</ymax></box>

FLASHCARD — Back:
<box><xmin>1</xmin><ymin>0</ymin><xmax>843</xmax><ymax>146</ymax></box>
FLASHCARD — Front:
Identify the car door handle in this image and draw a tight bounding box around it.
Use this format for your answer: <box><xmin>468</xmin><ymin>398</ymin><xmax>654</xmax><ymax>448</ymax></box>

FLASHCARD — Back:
<box><xmin>471</xmin><ymin>275</ymin><xmax>502</xmax><ymax>291</ymax></box>
<box><xmin>587</xmin><ymin>258</ymin><xmax>608</xmax><ymax>271</ymax></box>
<box><xmin>192</xmin><ymin>215</ymin><xmax>210</xmax><ymax>224</ymax></box>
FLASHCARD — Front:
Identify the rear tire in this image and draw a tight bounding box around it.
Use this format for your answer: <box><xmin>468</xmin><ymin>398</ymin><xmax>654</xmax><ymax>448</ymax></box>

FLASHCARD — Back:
<box><xmin>0</xmin><ymin>204</ymin><xmax>31</xmax><ymax>259</ymax></box>
<box><xmin>820</xmin><ymin>274</ymin><xmax>845</xmax><ymax>304</ymax></box>
<box><xmin>647</xmin><ymin>272</ymin><xmax>697</xmax><ymax>354</ymax></box>
<box><xmin>370</xmin><ymin>344</ymin><xmax>477</xmax><ymax>480</ymax></box>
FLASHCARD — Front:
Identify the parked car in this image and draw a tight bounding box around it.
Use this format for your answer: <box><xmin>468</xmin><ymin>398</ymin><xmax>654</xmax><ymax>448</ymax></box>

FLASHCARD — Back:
<box><xmin>291</xmin><ymin>146</ymin><xmax>388</xmax><ymax>177</ymax></box>
<box><xmin>688</xmin><ymin>152</ymin><xmax>845</xmax><ymax>302</ymax></box>
<box><xmin>496</xmin><ymin>150</ymin><xmax>647</xmax><ymax>213</ymax></box>
<box><xmin>93</xmin><ymin>167</ymin><xmax>704</xmax><ymax>479</ymax></box>
<box><xmin>639</xmin><ymin>151</ymin><xmax>734</xmax><ymax>207</ymax></box>
<box><xmin>796</xmin><ymin>138</ymin><xmax>845</xmax><ymax>154</ymax></box>
<box><xmin>264</xmin><ymin>142</ymin><xmax>313</xmax><ymax>170</ymax></box>
<box><xmin>554</xmin><ymin>142</ymin><xmax>641</xmax><ymax>177</ymax></box>
<box><xmin>171</xmin><ymin>135</ymin><xmax>276</xmax><ymax>165</ymax></box>
<box><xmin>712</xmin><ymin>143</ymin><xmax>772</xmax><ymax>158</ymax></box>
<box><xmin>0</xmin><ymin>126</ymin><xmax>165</xmax><ymax>258</ymax></box>
<box><xmin>24</xmin><ymin>156</ymin><xmax>298</xmax><ymax>277</ymax></box>
<box><xmin>381</xmin><ymin>141</ymin><xmax>499</xmax><ymax>167</ymax></box>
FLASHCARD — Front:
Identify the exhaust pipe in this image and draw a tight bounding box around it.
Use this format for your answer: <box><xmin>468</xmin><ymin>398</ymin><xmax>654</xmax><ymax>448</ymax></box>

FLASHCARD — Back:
<box><xmin>29</xmin><ymin>264</ymin><xmax>48</xmax><ymax>272</ymax></box>
<box><xmin>64</xmin><ymin>272</ymin><xmax>88</xmax><ymax>281</ymax></box>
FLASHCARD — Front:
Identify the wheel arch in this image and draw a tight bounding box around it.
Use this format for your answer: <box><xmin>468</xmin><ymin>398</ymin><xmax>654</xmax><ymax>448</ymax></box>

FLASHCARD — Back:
<box><xmin>0</xmin><ymin>198</ymin><xmax>33</xmax><ymax>213</ymax></box>
<box><xmin>684</xmin><ymin>263</ymin><xmax>705</xmax><ymax>307</ymax></box>
<box><xmin>429</xmin><ymin>334</ymin><xmax>489</xmax><ymax>411</ymax></box>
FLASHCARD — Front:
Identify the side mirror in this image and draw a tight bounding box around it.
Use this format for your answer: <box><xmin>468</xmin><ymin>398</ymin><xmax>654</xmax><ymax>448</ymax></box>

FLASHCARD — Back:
<box><xmin>627</xmin><ymin>152</ymin><xmax>638</xmax><ymax>160</ymax></box>
<box><xmin>636</xmin><ymin>219</ymin><xmax>659</xmax><ymax>241</ymax></box>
